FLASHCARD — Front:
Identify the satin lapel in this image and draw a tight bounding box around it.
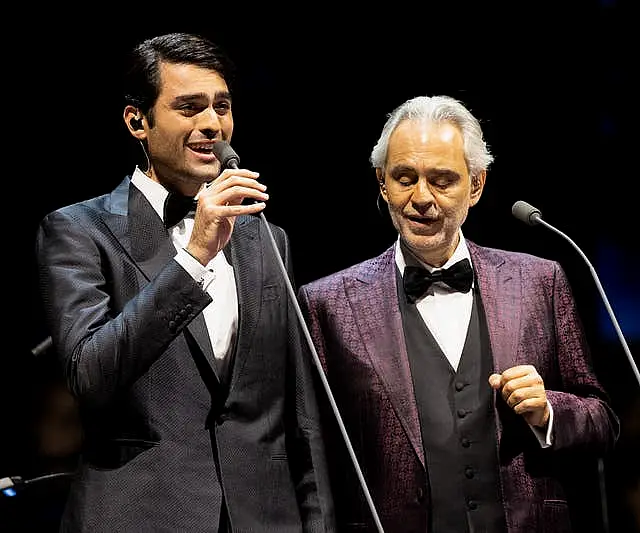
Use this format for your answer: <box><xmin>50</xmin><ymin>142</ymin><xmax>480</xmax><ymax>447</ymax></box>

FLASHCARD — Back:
<box><xmin>346</xmin><ymin>248</ymin><xmax>425</xmax><ymax>467</ymax></box>
<box><xmin>468</xmin><ymin>242</ymin><xmax>522</xmax><ymax>374</ymax></box>
<box><xmin>99</xmin><ymin>177</ymin><xmax>174</xmax><ymax>279</ymax></box>
<box><xmin>116</xmin><ymin>179</ymin><xmax>217</xmax><ymax>378</ymax></box>
<box><xmin>127</xmin><ymin>181</ymin><xmax>178</xmax><ymax>279</ymax></box>
<box><xmin>224</xmin><ymin>216</ymin><xmax>260</xmax><ymax>390</ymax></box>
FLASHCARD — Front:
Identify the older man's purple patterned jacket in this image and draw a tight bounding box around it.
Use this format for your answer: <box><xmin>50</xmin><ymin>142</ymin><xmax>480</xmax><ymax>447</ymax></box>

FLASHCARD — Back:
<box><xmin>298</xmin><ymin>239</ymin><xmax>619</xmax><ymax>533</ymax></box>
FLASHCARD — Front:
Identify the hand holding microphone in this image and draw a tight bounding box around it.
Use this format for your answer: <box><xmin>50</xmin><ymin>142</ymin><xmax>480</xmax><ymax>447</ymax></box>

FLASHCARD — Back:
<box><xmin>186</xmin><ymin>142</ymin><xmax>268</xmax><ymax>266</ymax></box>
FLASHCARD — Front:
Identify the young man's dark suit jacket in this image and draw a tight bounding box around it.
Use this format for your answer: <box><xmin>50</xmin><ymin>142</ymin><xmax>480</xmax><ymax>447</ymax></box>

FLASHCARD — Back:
<box><xmin>297</xmin><ymin>240</ymin><xmax>619</xmax><ymax>533</ymax></box>
<box><xmin>35</xmin><ymin>176</ymin><xmax>335</xmax><ymax>533</ymax></box>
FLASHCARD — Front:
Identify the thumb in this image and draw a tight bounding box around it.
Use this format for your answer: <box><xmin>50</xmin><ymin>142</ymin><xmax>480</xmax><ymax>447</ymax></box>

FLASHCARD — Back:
<box><xmin>488</xmin><ymin>373</ymin><xmax>502</xmax><ymax>389</ymax></box>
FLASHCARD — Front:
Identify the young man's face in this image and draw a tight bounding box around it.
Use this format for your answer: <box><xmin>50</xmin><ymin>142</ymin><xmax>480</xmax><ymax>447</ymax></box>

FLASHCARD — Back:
<box><xmin>145</xmin><ymin>61</ymin><xmax>234</xmax><ymax>195</ymax></box>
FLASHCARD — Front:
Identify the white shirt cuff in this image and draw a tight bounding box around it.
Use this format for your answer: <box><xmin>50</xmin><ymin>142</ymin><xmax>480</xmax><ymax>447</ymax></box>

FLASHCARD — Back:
<box><xmin>175</xmin><ymin>249</ymin><xmax>216</xmax><ymax>291</ymax></box>
<box><xmin>529</xmin><ymin>400</ymin><xmax>554</xmax><ymax>448</ymax></box>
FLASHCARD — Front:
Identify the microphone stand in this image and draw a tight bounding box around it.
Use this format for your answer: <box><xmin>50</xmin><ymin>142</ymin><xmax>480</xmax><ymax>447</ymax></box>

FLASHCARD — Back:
<box><xmin>535</xmin><ymin>217</ymin><xmax>639</xmax><ymax>387</ymax></box>
<box><xmin>213</xmin><ymin>141</ymin><xmax>385</xmax><ymax>531</ymax></box>
<box><xmin>258</xmin><ymin>211</ymin><xmax>386</xmax><ymax>533</ymax></box>
<box><xmin>514</xmin><ymin>200</ymin><xmax>635</xmax><ymax>533</ymax></box>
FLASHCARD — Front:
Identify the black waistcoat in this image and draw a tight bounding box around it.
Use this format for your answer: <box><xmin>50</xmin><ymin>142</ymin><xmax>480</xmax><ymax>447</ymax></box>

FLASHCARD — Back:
<box><xmin>397</xmin><ymin>269</ymin><xmax>507</xmax><ymax>533</ymax></box>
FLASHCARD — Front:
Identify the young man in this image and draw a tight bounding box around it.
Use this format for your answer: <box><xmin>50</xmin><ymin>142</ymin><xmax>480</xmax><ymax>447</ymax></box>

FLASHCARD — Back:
<box><xmin>298</xmin><ymin>95</ymin><xmax>619</xmax><ymax>532</ymax></box>
<box><xmin>36</xmin><ymin>32</ymin><xmax>334</xmax><ymax>532</ymax></box>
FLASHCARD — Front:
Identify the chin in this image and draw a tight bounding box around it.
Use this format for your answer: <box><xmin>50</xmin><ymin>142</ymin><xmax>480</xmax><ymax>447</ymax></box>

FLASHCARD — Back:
<box><xmin>404</xmin><ymin>233</ymin><xmax>439</xmax><ymax>250</ymax></box>
<box><xmin>190</xmin><ymin>163</ymin><xmax>220</xmax><ymax>180</ymax></box>
<box><xmin>402</xmin><ymin>232</ymin><xmax>449</xmax><ymax>261</ymax></box>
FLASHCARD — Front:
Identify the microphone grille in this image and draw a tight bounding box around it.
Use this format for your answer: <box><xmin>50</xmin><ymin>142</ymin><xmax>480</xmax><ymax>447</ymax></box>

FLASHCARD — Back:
<box><xmin>512</xmin><ymin>200</ymin><xmax>541</xmax><ymax>226</ymax></box>
<box><xmin>212</xmin><ymin>141</ymin><xmax>240</xmax><ymax>169</ymax></box>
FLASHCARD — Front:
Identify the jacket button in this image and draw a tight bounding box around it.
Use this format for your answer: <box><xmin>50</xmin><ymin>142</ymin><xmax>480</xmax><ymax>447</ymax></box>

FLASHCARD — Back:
<box><xmin>417</xmin><ymin>487</ymin><xmax>425</xmax><ymax>503</ymax></box>
<box><xmin>457</xmin><ymin>408</ymin><xmax>467</xmax><ymax>418</ymax></box>
<box><xmin>465</xmin><ymin>467</ymin><xmax>475</xmax><ymax>479</ymax></box>
<box><xmin>455</xmin><ymin>381</ymin><xmax>465</xmax><ymax>391</ymax></box>
<box><xmin>468</xmin><ymin>500</ymin><xmax>478</xmax><ymax>511</ymax></box>
<box><xmin>461</xmin><ymin>438</ymin><xmax>471</xmax><ymax>448</ymax></box>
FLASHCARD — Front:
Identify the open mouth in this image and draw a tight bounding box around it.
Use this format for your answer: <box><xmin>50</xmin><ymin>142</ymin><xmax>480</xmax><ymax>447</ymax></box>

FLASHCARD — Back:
<box><xmin>188</xmin><ymin>142</ymin><xmax>216</xmax><ymax>155</ymax></box>
<box><xmin>187</xmin><ymin>141</ymin><xmax>215</xmax><ymax>155</ymax></box>
<box><xmin>186</xmin><ymin>143</ymin><xmax>219</xmax><ymax>165</ymax></box>
<box><xmin>408</xmin><ymin>216</ymin><xmax>437</xmax><ymax>224</ymax></box>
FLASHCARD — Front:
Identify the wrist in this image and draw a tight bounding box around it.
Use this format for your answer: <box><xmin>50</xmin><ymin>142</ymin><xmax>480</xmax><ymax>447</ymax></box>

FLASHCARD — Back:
<box><xmin>183</xmin><ymin>246</ymin><xmax>208</xmax><ymax>266</ymax></box>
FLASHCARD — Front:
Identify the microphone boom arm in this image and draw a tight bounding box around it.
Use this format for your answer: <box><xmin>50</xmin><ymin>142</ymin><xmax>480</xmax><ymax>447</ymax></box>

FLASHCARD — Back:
<box><xmin>534</xmin><ymin>217</ymin><xmax>639</xmax><ymax>387</ymax></box>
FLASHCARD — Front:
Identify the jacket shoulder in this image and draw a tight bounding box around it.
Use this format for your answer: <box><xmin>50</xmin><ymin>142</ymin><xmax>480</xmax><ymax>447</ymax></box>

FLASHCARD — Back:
<box><xmin>40</xmin><ymin>176</ymin><xmax>130</xmax><ymax>225</ymax></box>
<box><xmin>300</xmin><ymin>245</ymin><xmax>394</xmax><ymax>293</ymax></box>
<box><xmin>468</xmin><ymin>239</ymin><xmax>559</xmax><ymax>272</ymax></box>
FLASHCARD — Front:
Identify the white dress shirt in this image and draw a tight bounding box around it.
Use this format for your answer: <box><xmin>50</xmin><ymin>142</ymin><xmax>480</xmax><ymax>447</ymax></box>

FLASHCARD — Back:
<box><xmin>395</xmin><ymin>231</ymin><xmax>473</xmax><ymax>371</ymax></box>
<box><xmin>131</xmin><ymin>168</ymin><xmax>237</xmax><ymax>373</ymax></box>
<box><xmin>395</xmin><ymin>230</ymin><xmax>553</xmax><ymax>446</ymax></box>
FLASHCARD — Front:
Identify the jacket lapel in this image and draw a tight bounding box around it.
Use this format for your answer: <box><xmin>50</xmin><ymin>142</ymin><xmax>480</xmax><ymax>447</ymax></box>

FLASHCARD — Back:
<box><xmin>107</xmin><ymin>177</ymin><xmax>218</xmax><ymax>378</ymax></box>
<box><xmin>468</xmin><ymin>241</ymin><xmax>522</xmax><ymax>374</ymax></box>
<box><xmin>346</xmin><ymin>246</ymin><xmax>425</xmax><ymax>468</ymax></box>
<box><xmin>223</xmin><ymin>216</ymin><xmax>261</xmax><ymax>390</ymax></box>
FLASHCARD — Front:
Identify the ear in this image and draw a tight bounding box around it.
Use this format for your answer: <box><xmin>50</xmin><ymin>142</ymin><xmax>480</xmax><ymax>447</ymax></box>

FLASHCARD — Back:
<box><xmin>469</xmin><ymin>170</ymin><xmax>486</xmax><ymax>206</ymax></box>
<box><xmin>376</xmin><ymin>169</ymin><xmax>388</xmax><ymax>201</ymax></box>
<box><xmin>124</xmin><ymin>105</ymin><xmax>146</xmax><ymax>140</ymax></box>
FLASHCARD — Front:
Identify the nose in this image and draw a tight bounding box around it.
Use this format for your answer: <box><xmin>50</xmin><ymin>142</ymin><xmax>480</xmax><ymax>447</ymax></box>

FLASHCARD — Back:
<box><xmin>411</xmin><ymin>178</ymin><xmax>435</xmax><ymax>208</ymax></box>
<box><xmin>196</xmin><ymin>107</ymin><xmax>223</xmax><ymax>137</ymax></box>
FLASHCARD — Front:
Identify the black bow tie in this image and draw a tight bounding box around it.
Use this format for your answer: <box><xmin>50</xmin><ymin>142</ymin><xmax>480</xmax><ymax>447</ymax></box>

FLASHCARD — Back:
<box><xmin>403</xmin><ymin>258</ymin><xmax>473</xmax><ymax>303</ymax></box>
<box><xmin>163</xmin><ymin>192</ymin><xmax>197</xmax><ymax>228</ymax></box>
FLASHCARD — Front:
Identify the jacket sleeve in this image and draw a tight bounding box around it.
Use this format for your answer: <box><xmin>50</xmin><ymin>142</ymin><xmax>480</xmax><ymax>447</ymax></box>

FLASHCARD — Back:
<box><xmin>35</xmin><ymin>207</ymin><xmax>212</xmax><ymax>409</ymax></box>
<box><xmin>545</xmin><ymin>262</ymin><xmax>620</xmax><ymax>453</ymax></box>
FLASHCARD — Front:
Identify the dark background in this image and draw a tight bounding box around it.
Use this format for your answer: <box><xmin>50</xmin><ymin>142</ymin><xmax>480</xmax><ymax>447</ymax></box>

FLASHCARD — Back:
<box><xmin>4</xmin><ymin>2</ymin><xmax>639</xmax><ymax>531</ymax></box>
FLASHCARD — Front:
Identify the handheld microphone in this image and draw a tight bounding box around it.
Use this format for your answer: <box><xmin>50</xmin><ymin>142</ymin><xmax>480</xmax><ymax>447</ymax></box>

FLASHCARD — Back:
<box><xmin>212</xmin><ymin>142</ymin><xmax>259</xmax><ymax>206</ymax></box>
<box><xmin>212</xmin><ymin>141</ymin><xmax>385</xmax><ymax>531</ymax></box>
<box><xmin>211</xmin><ymin>141</ymin><xmax>241</xmax><ymax>170</ymax></box>
<box><xmin>512</xmin><ymin>201</ymin><xmax>639</xmax><ymax>387</ymax></box>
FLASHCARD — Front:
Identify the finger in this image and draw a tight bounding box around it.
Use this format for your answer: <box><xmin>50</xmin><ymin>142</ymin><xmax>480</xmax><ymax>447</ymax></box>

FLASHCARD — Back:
<box><xmin>512</xmin><ymin>396</ymin><xmax>547</xmax><ymax>416</ymax></box>
<box><xmin>222</xmin><ymin>186</ymin><xmax>269</xmax><ymax>206</ymax></box>
<box><xmin>199</xmin><ymin>185</ymin><xmax>269</xmax><ymax>208</ymax></box>
<box><xmin>499</xmin><ymin>364</ymin><xmax>536</xmax><ymax>381</ymax></box>
<box><xmin>221</xmin><ymin>202</ymin><xmax>266</xmax><ymax>216</ymax></box>
<box><xmin>202</xmin><ymin>176</ymin><xmax>266</xmax><ymax>196</ymax></box>
<box><xmin>500</xmin><ymin>373</ymin><xmax>544</xmax><ymax>399</ymax></box>
<box><xmin>197</xmin><ymin>173</ymin><xmax>263</xmax><ymax>200</ymax></box>
<box><xmin>504</xmin><ymin>385</ymin><xmax>545</xmax><ymax>410</ymax></box>
<box><xmin>215</xmin><ymin>169</ymin><xmax>261</xmax><ymax>187</ymax></box>
<box><xmin>217</xmin><ymin>168</ymin><xmax>260</xmax><ymax>180</ymax></box>
<box><xmin>488</xmin><ymin>374</ymin><xmax>502</xmax><ymax>389</ymax></box>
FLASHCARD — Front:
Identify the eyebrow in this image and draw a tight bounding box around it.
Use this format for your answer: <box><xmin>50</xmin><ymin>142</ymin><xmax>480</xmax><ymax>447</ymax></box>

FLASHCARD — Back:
<box><xmin>389</xmin><ymin>165</ymin><xmax>460</xmax><ymax>178</ymax></box>
<box><xmin>389</xmin><ymin>164</ymin><xmax>415</xmax><ymax>177</ymax></box>
<box><xmin>427</xmin><ymin>169</ymin><xmax>461</xmax><ymax>180</ymax></box>
<box><xmin>172</xmin><ymin>90</ymin><xmax>232</xmax><ymax>105</ymax></box>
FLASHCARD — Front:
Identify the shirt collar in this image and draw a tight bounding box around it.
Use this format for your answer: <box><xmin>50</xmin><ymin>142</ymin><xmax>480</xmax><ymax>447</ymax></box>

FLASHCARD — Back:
<box><xmin>130</xmin><ymin>166</ymin><xmax>169</xmax><ymax>223</ymax></box>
